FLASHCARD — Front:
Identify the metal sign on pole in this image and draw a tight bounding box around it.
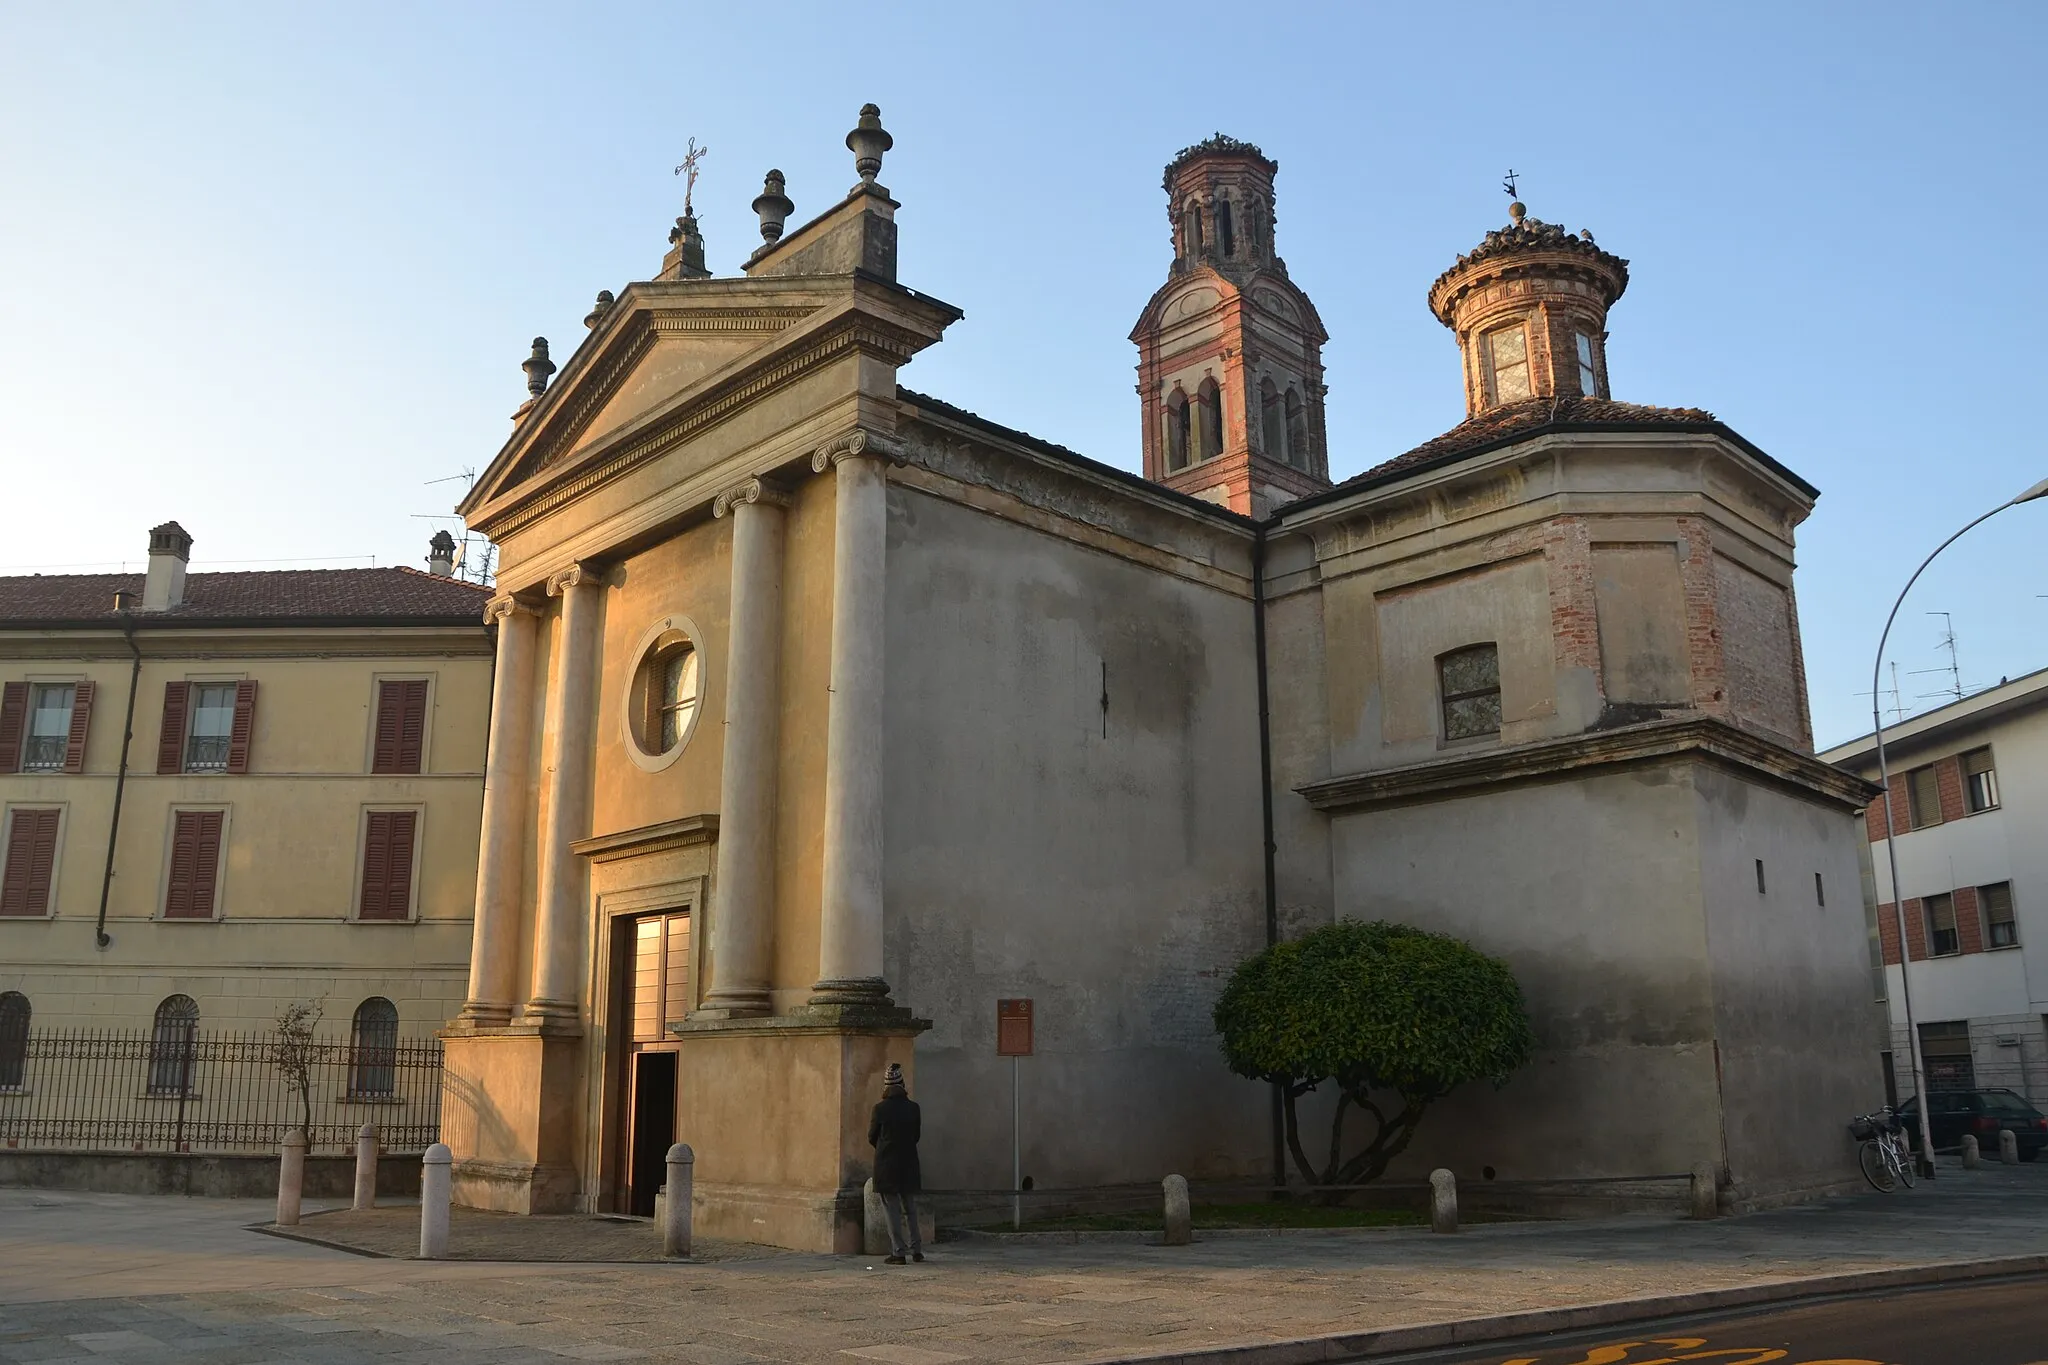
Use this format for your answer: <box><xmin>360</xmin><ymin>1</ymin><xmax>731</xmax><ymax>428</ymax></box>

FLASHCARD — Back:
<box><xmin>997</xmin><ymin>999</ymin><xmax>1033</xmax><ymax>1230</ymax></box>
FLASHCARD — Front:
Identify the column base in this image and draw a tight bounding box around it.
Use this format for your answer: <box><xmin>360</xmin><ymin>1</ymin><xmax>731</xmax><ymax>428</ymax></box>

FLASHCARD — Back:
<box><xmin>516</xmin><ymin>998</ymin><xmax>584</xmax><ymax>1030</ymax></box>
<box><xmin>803</xmin><ymin>978</ymin><xmax>915</xmax><ymax>1027</ymax></box>
<box><xmin>456</xmin><ymin>1000</ymin><xmax>514</xmax><ymax>1027</ymax></box>
<box><xmin>692</xmin><ymin>986</ymin><xmax>773</xmax><ymax>1021</ymax></box>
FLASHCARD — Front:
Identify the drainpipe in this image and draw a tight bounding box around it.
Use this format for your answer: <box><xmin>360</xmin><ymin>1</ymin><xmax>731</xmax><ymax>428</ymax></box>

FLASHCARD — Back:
<box><xmin>94</xmin><ymin>602</ymin><xmax>143</xmax><ymax>949</ymax></box>
<box><xmin>1251</xmin><ymin>519</ymin><xmax>1283</xmax><ymax>1191</ymax></box>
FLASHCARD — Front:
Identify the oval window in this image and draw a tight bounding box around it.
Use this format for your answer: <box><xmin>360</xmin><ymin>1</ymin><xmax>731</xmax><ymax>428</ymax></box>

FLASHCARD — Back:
<box><xmin>624</xmin><ymin>619</ymin><xmax>706</xmax><ymax>771</ymax></box>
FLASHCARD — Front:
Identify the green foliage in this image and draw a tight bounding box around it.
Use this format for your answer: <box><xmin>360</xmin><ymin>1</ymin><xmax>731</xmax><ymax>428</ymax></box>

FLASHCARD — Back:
<box><xmin>1212</xmin><ymin>920</ymin><xmax>1534</xmax><ymax>1191</ymax></box>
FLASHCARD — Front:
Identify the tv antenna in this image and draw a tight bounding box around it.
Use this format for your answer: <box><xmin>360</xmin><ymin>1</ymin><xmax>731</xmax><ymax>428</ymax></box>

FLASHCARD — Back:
<box><xmin>414</xmin><ymin>468</ymin><xmax>496</xmax><ymax>587</ymax></box>
<box><xmin>1906</xmin><ymin>611</ymin><xmax>1964</xmax><ymax>704</ymax></box>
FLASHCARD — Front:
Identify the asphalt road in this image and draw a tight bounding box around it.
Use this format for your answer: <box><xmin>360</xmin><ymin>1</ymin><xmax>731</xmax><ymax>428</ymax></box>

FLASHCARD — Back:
<box><xmin>1396</xmin><ymin>1276</ymin><xmax>2048</xmax><ymax>1365</ymax></box>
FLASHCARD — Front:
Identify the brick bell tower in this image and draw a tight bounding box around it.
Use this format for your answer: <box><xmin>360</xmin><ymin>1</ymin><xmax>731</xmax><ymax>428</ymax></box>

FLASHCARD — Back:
<box><xmin>1131</xmin><ymin>135</ymin><xmax>1330</xmax><ymax>517</ymax></box>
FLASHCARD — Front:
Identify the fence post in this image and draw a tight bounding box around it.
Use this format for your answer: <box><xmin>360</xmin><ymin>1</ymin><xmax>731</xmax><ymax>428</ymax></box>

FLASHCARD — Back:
<box><xmin>1689</xmin><ymin>1162</ymin><xmax>1719</xmax><ymax>1219</ymax></box>
<box><xmin>419</xmin><ymin>1142</ymin><xmax>452</xmax><ymax>1259</ymax></box>
<box><xmin>663</xmin><ymin>1143</ymin><xmax>694</xmax><ymax>1258</ymax></box>
<box><xmin>353</xmin><ymin>1123</ymin><xmax>380</xmax><ymax>1209</ymax></box>
<box><xmin>1962</xmin><ymin>1134</ymin><xmax>1981</xmax><ymax>1169</ymax></box>
<box><xmin>2001</xmin><ymin>1129</ymin><xmax>2020</xmax><ymax>1165</ymax></box>
<box><xmin>275</xmin><ymin>1129</ymin><xmax>307</xmax><ymax>1226</ymax></box>
<box><xmin>1162</xmin><ymin>1174</ymin><xmax>1192</xmax><ymax>1245</ymax></box>
<box><xmin>1430</xmin><ymin>1168</ymin><xmax>1458</xmax><ymax>1233</ymax></box>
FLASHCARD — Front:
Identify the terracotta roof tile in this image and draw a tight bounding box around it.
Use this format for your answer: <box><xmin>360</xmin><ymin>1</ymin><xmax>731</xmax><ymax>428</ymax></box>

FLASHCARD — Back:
<box><xmin>1335</xmin><ymin>396</ymin><xmax>1724</xmax><ymax>492</ymax></box>
<box><xmin>0</xmin><ymin>567</ymin><xmax>492</xmax><ymax>628</ymax></box>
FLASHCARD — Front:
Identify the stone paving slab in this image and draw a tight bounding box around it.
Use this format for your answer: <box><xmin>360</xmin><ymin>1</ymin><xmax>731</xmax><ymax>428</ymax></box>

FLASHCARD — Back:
<box><xmin>3</xmin><ymin>1162</ymin><xmax>2047</xmax><ymax>1364</ymax></box>
<box><xmin>266</xmin><ymin>1207</ymin><xmax>791</xmax><ymax>1264</ymax></box>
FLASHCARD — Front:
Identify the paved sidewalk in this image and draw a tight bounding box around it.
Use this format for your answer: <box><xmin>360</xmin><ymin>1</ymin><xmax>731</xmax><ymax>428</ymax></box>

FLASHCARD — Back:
<box><xmin>3</xmin><ymin>1162</ymin><xmax>2046</xmax><ymax>1364</ymax></box>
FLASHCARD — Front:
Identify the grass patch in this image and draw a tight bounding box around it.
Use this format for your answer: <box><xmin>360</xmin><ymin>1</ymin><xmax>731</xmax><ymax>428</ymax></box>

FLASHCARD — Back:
<box><xmin>970</xmin><ymin>1202</ymin><xmax>1426</xmax><ymax>1233</ymax></box>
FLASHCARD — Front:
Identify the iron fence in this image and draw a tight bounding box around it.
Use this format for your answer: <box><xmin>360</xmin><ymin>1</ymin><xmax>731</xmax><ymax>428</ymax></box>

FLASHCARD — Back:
<box><xmin>0</xmin><ymin>1028</ymin><xmax>442</xmax><ymax>1155</ymax></box>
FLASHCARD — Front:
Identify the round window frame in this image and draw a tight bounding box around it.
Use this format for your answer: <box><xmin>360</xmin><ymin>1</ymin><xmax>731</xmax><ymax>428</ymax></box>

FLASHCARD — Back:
<box><xmin>622</xmin><ymin>615</ymin><xmax>707</xmax><ymax>773</ymax></box>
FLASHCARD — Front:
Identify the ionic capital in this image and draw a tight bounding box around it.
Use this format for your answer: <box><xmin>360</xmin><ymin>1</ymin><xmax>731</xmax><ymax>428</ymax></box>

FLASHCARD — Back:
<box><xmin>811</xmin><ymin>428</ymin><xmax>906</xmax><ymax>474</ymax></box>
<box><xmin>547</xmin><ymin>562</ymin><xmax>604</xmax><ymax>596</ymax></box>
<box><xmin>713</xmin><ymin>476</ymin><xmax>793</xmax><ymax>518</ymax></box>
<box><xmin>483</xmin><ymin>594</ymin><xmax>543</xmax><ymax>625</ymax></box>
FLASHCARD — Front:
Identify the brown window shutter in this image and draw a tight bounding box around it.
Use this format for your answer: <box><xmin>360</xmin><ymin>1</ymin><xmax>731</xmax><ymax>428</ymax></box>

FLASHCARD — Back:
<box><xmin>371</xmin><ymin>681</ymin><xmax>427</xmax><ymax>775</ymax></box>
<box><xmin>371</xmin><ymin>683</ymin><xmax>404</xmax><ymax>774</ymax></box>
<box><xmin>225</xmin><ymin>680</ymin><xmax>258</xmax><ymax>774</ymax></box>
<box><xmin>2</xmin><ymin>808</ymin><xmax>60</xmax><ymax>917</ymax></box>
<box><xmin>0</xmin><ymin>682</ymin><xmax>26</xmax><ymax>774</ymax></box>
<box><xmin>165</xmin><ymin>810</ymin><xmax>223</xmax><ymax>919</ymax></box>
<box><xmin>358</xmin><ymin>810</ymin><xmax>418</xmax><ymax>920</ymax></box>
<box><xmin>63</xmin><ymin>680</ymin><xmax>95</xmax><ymax>774</ymax></box>
<box><xmin>156</xmin><ymin>682</ymin><xmax>190</xmax><ymax>775</ymax></box>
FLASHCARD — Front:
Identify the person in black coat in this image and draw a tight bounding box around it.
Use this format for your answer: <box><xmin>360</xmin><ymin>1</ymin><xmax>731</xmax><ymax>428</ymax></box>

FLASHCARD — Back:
<box><xmin>868</xmin><ymin>1062</ymin><xmax>923</xmax><ymax>1263</ymax></box>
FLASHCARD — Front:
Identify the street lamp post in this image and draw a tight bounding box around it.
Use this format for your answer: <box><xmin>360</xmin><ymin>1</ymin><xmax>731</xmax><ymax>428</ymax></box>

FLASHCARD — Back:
<box><xmin>1869</xmin><ymin>476</ymin><xmax>2048</xmax><ymax>1177</ymax></box>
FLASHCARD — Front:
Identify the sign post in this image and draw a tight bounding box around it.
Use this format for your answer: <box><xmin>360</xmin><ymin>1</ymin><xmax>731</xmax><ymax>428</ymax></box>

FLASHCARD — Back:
<box><xmin>997</xmin><ymin>998</ymin><xmax>1034</xmax><ymax>1230</ymax></box>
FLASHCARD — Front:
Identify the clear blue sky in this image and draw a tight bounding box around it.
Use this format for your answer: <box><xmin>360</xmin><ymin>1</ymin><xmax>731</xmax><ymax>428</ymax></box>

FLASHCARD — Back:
<box><xmin>2</xmin><ymin>2</ymin><xmax>2042</xmax><ymax>748</ymax></box>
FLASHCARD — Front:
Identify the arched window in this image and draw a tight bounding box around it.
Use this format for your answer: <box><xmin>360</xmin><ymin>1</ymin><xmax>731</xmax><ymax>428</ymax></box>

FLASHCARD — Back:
<box><xmin>1184</xmin><ymin>203</ymin><xmax>1204</xmax><ymax>257</ymax></box>
<box><xmin>0</xmin><ymin>992</ymin><xmax>28</xmax><ymax>1090</ymax></box>
<box><xmin>1217</xmin><ymin>200</ymin><xmax>1235</xmax><ymax>258</ymax></box>
<box><xmin>1284</xmin><ymin>387</ymin><xmax>1307</xmax><ymax>469</ymax></box>
<box><xmin>349</xmin><ymin>997</ymin><xmax>399</xmax><ymax>1098</ymax></box>
<box><xmin>148</xmin><ymin>994</ymin><xmax>199</xmax><ymax>1096</ymax></box>
<box><xmin>1164</xmin><ymin>388</ymin><xmax>1190</xmax><ymax>472</ymax></box>
<box><xmin>1195</xmin><ymin>378</ymin><xmax>1224</xmax><ymax>462</ymax></box>
<box><xmin>1260</xmin><ymin>379</ymin><xmax>1285</xmax><ymax>463</ymax></box>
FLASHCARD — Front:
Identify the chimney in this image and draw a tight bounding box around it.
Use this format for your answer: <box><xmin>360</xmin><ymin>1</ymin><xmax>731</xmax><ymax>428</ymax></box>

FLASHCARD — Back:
<box><xmin>142</xmin><ymin>521</ymin><xmax>192</xmax><ymax>611</ymax></box>
<box><xmin>427</xmin><ymin>530</ymin><xmax>458</xmax><ymax>578</ymax></box>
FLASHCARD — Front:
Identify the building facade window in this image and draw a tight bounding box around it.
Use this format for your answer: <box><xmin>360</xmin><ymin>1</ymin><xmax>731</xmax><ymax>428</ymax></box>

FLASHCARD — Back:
<box><xmin>158</xmin><ymin>681</ymin><xmax>255</xmax><ymax>776</ymax></box>
<box><xmin>1981</xmin><ymin>881</ymin><xmax>2018</xmax><ymax>949</ymax></box>
<box><xmin>1284</xmin><ymin>387</ymin><xmax>1307</xmax><ymax>468</ymax></box>
<box><xmin>1216</xmin><ymin>199</ymin><xmax>1235</xmax><ymax>257</ymax></box>
<box><xmin>655</xmin><ymin>647</ymin><xmax>699</xmax><ymax>753</ymax></box>
<box><xmin>1</xmin><ymin>808</ymin><xmax>61</xmax><ymax>917</ymax></box>
<box><xmin>163</xmin><ymin>810</ymin><xmax>225</xmax><ymax>920</ymax></box>
<box><xmin>0</xmin><ymin>991</ymin><xmax>27</xmax><ymax>1090</ymax></box>
<box><xmin>1963</xmin><ymin>748</ymin><xmax>1998</xmax><ymax>813</ymax></box>
<box><xmin>1439</xmin><ymin>643</ymin><xmax>1503</xmax><ymax>742</ymax></box>
<box><xmin>1924</xmin><ymin>891</ymin><xmax>1959</xmax><ymax>957</ymax></box>
<box><xmin>1485</xmin><ymin>326</ymin><xmax>1531</xmax><ymax>404</ymax></box>
<box><xmin>348</xmin><ymin>997</ymin><xmax>399</xmax><ymax>1097</ymax></box>
<box><xmin>148</xmin><ymin>994</ymin><xmax>200</xmax><ymax>1096</ymax></box>
<box><xmin>1575</xmin><ymin>333</ymin><xmax>1600</xmax><ymax>397</ymax></box>
<box><xmin>22</xmin><ymin>684</ymin><xmax>74</xmax><ymax>772</ymax></box>
<box><xmin>1260</xmin><ymin>378</ymin><xmax>1284</xmax><ymax>463</ymax></box>
<box><xmin>1195</xmin><ymin>378</ymin><xmax>1224</xmax><ymax>462</ymax></box>
<box><xmin>185</xmin><ymin>684</ymin><xmax>237</xmax><ymax>772</ymax></box>
<box><xmin>629</xmin><ymin>912</ymin><xmax>693</xmax><ymax>1042</ymax></box>
<box><xmin>1917</xmin><ymin>1019</ymin><xmax>1974</xmax><ymax>1091</ymax></box>
<box><xmin>1907</xmin><ymin>764</ymin><xmax>1943</xmax><ymax>829</ymax></box>
<box><xmin>1164</xmin><ymin>388</ymin><xmax>1190</xmax><ymax>471</ymax></box>
<box><xmin>0</xmin><ymin>680</ymin><xmax>92</xmax><ymax>775</ymax></box>
<box><xmin>357</xmin><ymin>810</ymin><xmax>419</xmax><ymax>922</ymax></box>
<box><xmin>371</xmin><ymin>679</ymin><xmax>429</xmax><ymax>775</ymax></box>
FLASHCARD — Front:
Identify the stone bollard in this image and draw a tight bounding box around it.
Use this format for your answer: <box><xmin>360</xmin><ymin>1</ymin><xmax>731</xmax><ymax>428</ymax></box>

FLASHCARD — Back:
<box><xmin>353</xmin><ymin>1124</ymin><xmax>380</xmax><ymax>1210</ymax></box>
<box><xmin>1162</xmin><ymin>1174</ymin><xmax>1192</xmax><ymax>1246</ymax></box>
<box><xmin>1962</xmin><ymin>1134</ymin><xmax>1981</xmax><ymax>1169</ymax></box>
<box><xmin>1429</xmin><ymin>1168</ymin><xmax>1458</xmax><ymax>1233</ymax></box>
<box><xmin>275</xmin><ymin>1129</ymin><xmax>308</xmax><ymax>1227</ymax></box>
<box><xmin>663</xmin><ymin>1143</ymin><xmax>694</xmax><ymax>1258</ymax></box>
<box><xmin>2001</xmin><ymin>1128</ymin><xmax>2020</xmax><ymax>1165</ymax></box>
<box><xmin>1689</xmin><ymin>1162</ymin><xmax>1719</xmax><ymax>1220</ymax></box>
<box><xmin>419</xmin><ymin>1143</ymin><xmax>452</xmax><ymax>1260</ymax></box>
<box><xmin>862</xmin><ymin>1177</ymin><xmax>889</xmax><ymax>1256</ymax></box>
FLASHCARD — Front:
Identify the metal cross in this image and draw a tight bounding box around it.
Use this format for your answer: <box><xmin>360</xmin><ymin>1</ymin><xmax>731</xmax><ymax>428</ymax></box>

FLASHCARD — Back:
<box><xmin>1502</xmin><ymin>169</ymin><xmax>1519</xmax><ymax>199</ymax></box>
<box><xmin>674</xmin><ymin>137</ymin><xmax>709</xmax><ymax>214</ymax></box>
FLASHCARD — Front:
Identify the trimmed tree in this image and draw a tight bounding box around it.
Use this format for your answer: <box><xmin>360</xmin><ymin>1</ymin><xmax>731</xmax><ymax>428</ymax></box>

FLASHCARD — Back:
<box><xmin>1213</xmin><ymin>920</ymin><xmax>1534</xmax><ymax>1194</ymax></box>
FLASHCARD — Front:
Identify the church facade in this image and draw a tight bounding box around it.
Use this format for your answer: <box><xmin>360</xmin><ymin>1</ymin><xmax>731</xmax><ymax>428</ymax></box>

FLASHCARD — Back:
<box><xmin>443</xmin><ymin>112</ymin><xmax>1882</xmax><ymax>1250</ymax></box>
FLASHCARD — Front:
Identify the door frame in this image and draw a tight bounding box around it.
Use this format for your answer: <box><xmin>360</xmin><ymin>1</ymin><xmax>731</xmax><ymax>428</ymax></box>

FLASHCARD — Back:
<box><xmin>591</xmin><ymin>879</ymin><xmax>704</xmax><ymax>1215</ymax></box>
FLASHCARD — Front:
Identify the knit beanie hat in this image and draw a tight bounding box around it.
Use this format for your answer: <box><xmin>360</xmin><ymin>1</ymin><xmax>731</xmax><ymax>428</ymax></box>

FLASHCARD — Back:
<box><xmin>883</xmin><ymin>1062</ymin><xmax>906</xmax><ymax>1093</ymax></box>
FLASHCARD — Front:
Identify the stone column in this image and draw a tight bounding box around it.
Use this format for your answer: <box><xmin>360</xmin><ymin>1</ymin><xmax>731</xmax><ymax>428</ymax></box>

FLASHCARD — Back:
<box><xmin>523</xmin><ymin>563</ymin><xmax>604</xmax><ymax>1024</ymax></box>
<box><xmin>809</xmin><ymin>433</ymin><xmax>895</xmax><ymax>1010</ymax></box>
<box><xmin>699</xmin><ymin>478</ymin><xmax>789</xmax><ymax>1017</ymax></box>
<box><xmin>460</xmin><ymin>594</ymin><xmax>541</xmax><ymax>1025</ymax></box>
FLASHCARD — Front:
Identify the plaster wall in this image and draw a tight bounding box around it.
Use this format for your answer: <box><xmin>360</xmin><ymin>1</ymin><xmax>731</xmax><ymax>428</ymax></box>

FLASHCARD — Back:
<box><xmin>880</xmin><ymin>483</ymin><xmax>1271</xmax><ymax>1190</ymax></box>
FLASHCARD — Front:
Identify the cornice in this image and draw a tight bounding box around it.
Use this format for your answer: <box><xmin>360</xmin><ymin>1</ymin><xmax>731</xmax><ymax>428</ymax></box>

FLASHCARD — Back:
<box><xmin>571</xmin><ymin>814</ymin><xmax>719</xmax><ymax>863</ymax></box>
<box><xmin>1297</xmin><ymin>716</ymin><xmax>1880</xmax><ymax>815</ymax></box>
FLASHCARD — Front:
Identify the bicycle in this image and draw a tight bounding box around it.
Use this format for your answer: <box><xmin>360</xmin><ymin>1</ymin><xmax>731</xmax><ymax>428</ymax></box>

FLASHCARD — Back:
<box><xmin>1850</xmin><ymin>1107</ymin><xmax>1915</xmax><ymax>1191</ymax></box>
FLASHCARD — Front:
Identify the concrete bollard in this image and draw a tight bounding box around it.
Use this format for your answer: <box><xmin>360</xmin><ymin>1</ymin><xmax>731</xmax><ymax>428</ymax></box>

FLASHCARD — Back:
<box><xmin>353</xmin><ymin>1124</ymin><xmax>380</xmax><ymax>1210</ymax></box>
<box><xmin>2001</xmin><ymin>1128</ymin><xmax>2020</xmax><ymax>1165</ymax></box>
<box><xmin>1962</xmin><ymin>1134</ymin><xmax>1981</xmax><ymax>1169</ymax></box>
<box><xmin>419</xmin><ymin>1142</ymin><xmax>452</xmax><ymax>1259</ymax></box>
<box><xmin>1689</xmin><ymin>1162</ymin><xmax>1719</xmax><ymax>1220</ymax></box>
<box><xmin>862</xmin><ymin>1177</ymin><xmax>889</xmax><ymax>1256</ymax></box>
<box><xmin>1162</xmin><ymin>1174</ymin><xmax>1192</xmax><ymax>1246</ymax></box>
<box><xmin>275</xmin><ymin>1129</ymin><xmax>307</xmax><ymax>1227</ymax></box>
<box><xmin>663</xmin><ymin>1143</ymin><xmax>694</xmax><ymax>1258</ymax></box>
<box><xmin>1429</xmin><ymin>1168</ymin><xmax>1458</xmax><ymax>1233</ymax></box>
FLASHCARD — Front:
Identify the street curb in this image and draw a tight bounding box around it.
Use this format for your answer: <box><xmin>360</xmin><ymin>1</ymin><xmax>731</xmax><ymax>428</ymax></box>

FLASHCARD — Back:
<box><xmin>1070</xmin><ymin>1254</ymin><xmax>2048</xmax><ymax>1365</ymax></box>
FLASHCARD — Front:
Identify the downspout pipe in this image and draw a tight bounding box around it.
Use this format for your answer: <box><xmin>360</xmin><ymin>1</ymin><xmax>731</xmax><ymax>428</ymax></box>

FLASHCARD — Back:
<box><xmin>95</xmin><ymin>605</ymin><xmax>143</xmax><ymax>949</ymax></box>
<box><xmin>1251</xmin><ymin>519</ymin><xmax>1283</xmax><ymax>1191</ymax></box>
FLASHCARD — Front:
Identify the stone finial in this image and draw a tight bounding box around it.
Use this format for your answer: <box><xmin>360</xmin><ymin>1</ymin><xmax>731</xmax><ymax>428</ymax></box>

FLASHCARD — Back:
<box><xmin>521</xmin><ymin>337</ymin><xmax>556</xmax><ymax>397</ymax></box>
<box><xmin>583</xmin><ymin>289</ymin><xmax>616</xmax><ymax>329</ymax></box>
<box><xmin>847</xmin><ymin>103</ymin><xmax>892</xmax><ymax>185</ymax></box>
<box><xmin>753</xmin><ymin>171</ymin><xmax>794</xmax><ymax>245</ymax></box>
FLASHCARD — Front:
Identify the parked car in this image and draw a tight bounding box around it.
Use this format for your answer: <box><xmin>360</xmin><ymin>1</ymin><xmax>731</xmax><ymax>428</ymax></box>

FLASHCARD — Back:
<box><xmin>1897</xmin><ymin>1089</ymin><xmax>2046</xmax><ymax>1160</ymax></box>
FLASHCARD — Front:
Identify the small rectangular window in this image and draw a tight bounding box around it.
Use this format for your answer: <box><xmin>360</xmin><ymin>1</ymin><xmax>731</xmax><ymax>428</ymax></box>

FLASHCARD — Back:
<box><xmin>163</xmin><ymin>810</ymin><xmax>225</xmax><ymax>919</ymax></box>
<box><xmin>1815</xmin><ymin>872</ymin><xmax>1826</xmax><ymax>907</ymax></box>
<box><xmin>371</xmin><ymin>680</ymin><xmax>429</xmax><ymax>775</ymax></box>
<box><xmin>1486</xmin><ymin>327</ymin><xmax>1531</xmax><ymax>404</ymax></box>
<box><xmin>1963</xmin><ymin>748</ymin><xmax>1998</xmax><ymax>813</ymax></box>
<box><xmin>1575</xmin><ymin>333</ymin><xmax>1599</xmax><ymax>397</ymax></box>
<box><xmin>1755</xmin><ymin>859</ymin><xmax>1766</xmax><ymax>894</ymax></box>
<box><xmin>1924</xmin><ymin>892</ymin><xmax>1959</xmax><ymax>957</ymax></box>
<box><xmin>0</xmin><ymin>808</ymin><xmax>61</xmax><ymax>917</ymax></box>
<box><xmin>1907</xmin><ymin>765</ymin><xmax>1943</xmax><ymax>829</ymax></box>
<box><xmin>184</xmin><ymin>684</ymin><xmax>237</xmax><ymax>772</ymax></box>
<box><xmin>1982</xmin><ymin>882</ymin><xmax>2018</xmax><ymax>949</ymax></box>
<box><xmin>21</xmin><ymin>685</ymin><xmax>75</xmax><ymax>772</ymax></box>
<box><xmin>1438</xmin><ymin>644</ymin><xmax>1502</xmax><ymax>742</ymax></box>
<box><xmin>357</xmin><ymin>810</ymin><xmax>418</xmax><ymax>921</ymax></box>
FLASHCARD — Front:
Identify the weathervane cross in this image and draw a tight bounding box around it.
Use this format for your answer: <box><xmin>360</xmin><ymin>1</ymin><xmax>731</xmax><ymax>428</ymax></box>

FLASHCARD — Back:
<box><xmin>674</xmin><ymin>137</ymin><xmax>709</xmax><ymax>214</ymax></box>
<box><xmin>1502</xmin><ymin>168</ymin><xmax>1519</xmax><ymax>199</ymax></box>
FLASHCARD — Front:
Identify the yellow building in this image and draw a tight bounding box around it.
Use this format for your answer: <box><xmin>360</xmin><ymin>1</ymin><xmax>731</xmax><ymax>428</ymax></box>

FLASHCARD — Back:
<box><xmin>0</xmin><ymin>522</ymin><xmax>492</xmax><ymax>1050</ymax></box>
